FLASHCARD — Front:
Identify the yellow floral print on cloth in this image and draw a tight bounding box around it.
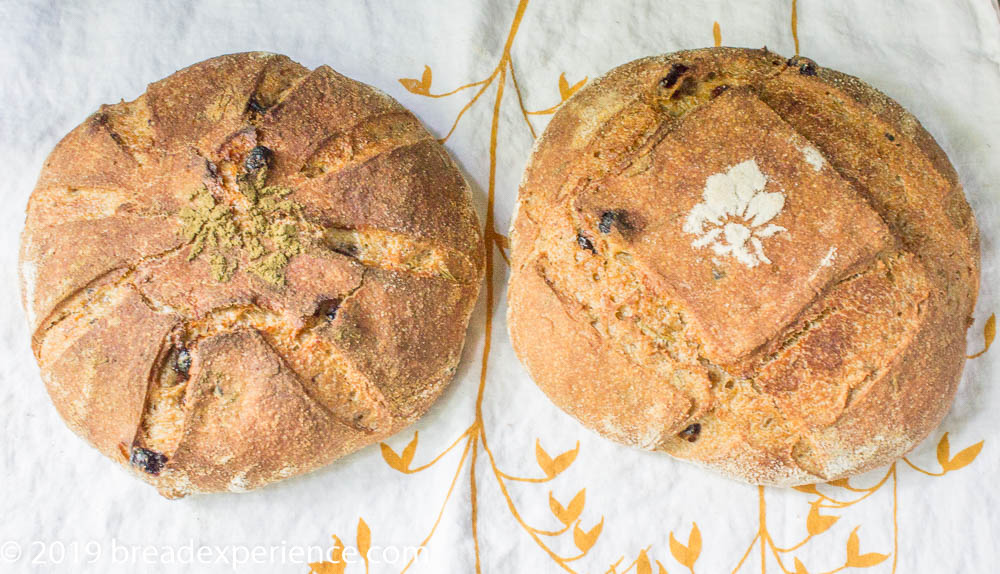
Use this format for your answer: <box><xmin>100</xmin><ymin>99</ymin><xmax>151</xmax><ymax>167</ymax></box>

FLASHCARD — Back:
<box><xmin>305</xmin><ymin>1</ymin><xmax>995</xmax><ymax>573</ymax></box>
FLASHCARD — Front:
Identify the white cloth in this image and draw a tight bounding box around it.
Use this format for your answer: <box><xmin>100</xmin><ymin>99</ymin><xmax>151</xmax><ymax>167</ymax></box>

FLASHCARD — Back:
<box><xmin>1</xmin><ymin>1</ymin><xmax>997</xmax><ymax>572</ymax></box>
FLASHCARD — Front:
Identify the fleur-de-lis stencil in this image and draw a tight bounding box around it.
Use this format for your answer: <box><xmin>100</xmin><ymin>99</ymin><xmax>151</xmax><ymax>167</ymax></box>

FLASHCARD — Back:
<box><xmin>683</xmin><ymin>159</ymin><xmax>787</xmax><ymax>267</ymax></box>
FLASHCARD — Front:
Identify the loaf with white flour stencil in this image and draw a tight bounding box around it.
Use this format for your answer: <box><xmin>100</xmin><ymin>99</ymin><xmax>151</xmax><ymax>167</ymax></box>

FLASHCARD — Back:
<box><xmin>508</xmin><ymin>47</ymin><xmax>979</xmax><ymax>485</ymax></box>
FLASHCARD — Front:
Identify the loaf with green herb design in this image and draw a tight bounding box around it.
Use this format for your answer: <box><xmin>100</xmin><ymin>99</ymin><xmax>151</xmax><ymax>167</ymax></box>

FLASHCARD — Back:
<box><xmin>20</xmin><ymin>52</ymin><xmax>484</xmax><ymax>497</ymax></box>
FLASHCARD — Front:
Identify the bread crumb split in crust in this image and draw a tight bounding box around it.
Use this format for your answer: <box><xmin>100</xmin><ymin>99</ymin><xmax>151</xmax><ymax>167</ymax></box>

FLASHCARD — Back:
<box><xmin>20</xmin><ymin>52</ymin><xmax>484</xmax><ymax>498</ymax></box>
<box><xmin>508</xmin><ymin>48</ymin><xmax>979</xmax><ymax>486</ymax></box>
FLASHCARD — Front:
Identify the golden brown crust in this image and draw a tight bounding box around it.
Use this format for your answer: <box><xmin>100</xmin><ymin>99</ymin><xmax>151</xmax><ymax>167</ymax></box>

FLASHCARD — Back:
<box><xmin>20</xmin><ymin>52</ymin><xmax>484</xmax><ymax>497</ymax></box>
<box><xmin>155</xmin><ymin>329</ymin><xmax>369</xmax><ymax>496</ymax></box>
<box><xmin>508</xmin><ymin>47</ymin><xmax>979</xmax><ymax>485</ymax></box>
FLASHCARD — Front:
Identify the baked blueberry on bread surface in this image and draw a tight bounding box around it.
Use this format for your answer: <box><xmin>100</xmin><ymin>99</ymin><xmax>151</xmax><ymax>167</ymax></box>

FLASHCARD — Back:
<box><xmin>508</xmin><ymin>48</ymin><xmax>979</xmax><ymax>485</ymax></box>
<box><xmin>20</xmin><ymin>52</ymin><xmax>484</xmax><ymax>497</ymax></box>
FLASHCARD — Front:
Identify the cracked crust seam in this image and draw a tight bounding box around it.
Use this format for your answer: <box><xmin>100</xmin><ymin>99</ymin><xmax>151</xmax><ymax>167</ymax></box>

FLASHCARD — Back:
<box><xmin>131</xmin><ymin>265</ymin><xmax>384</xmax><ymax>462</ymax></box>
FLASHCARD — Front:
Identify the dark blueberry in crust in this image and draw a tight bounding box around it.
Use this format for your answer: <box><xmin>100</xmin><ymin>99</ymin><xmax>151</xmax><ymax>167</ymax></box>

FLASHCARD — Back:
<box><xmin>244</xmin><ymin>145</ymin><xmax>273</xmax><ymax>172</ymax></box>
<box><xmin>601</xmin><ymin>210</ymin><xmax>634</xmax><ymax>235</ymax></box>
<box><xmin>659</xmin><ymin>63</ymin><xmax>689</xmax><ymax>89</ymax></box>
<box><xmin>576</xmin><ymin>232</ymin><xmax>596</xmax><ymax>253</ymax></box>
<box><xmin>318</xmin><ymin>298</ymin><xmax>342</xmax><ymax>321</ymax></box>
<box><xmin>130</xmin><ymin>447</ymin><xmax>167</xmax><ymax>476</ymax></box>
<box><xmin>711</xmin><ymin>84</ymin><xmax>730</xmax><ymax>98</ymax></box>
<box><xmin>679</xmin><ymin>423</ymin><xmax>701</xmax><ymax>443</ymax></box>
<box><xmin>786</xmin><ymin>57</ymin><xmax>818</xmax><ymax>77</ymax></box>
<box><xmin>247</xmin><ymin>96</ymin><xmax>266</xmax><ymax>115</ymax></box>
<box><xmin>172</xmin><ymin>347</ymin><xmax>191</xmax><ymax>380</ymax></box>
<box><xmin>598</xmin><ymin>211</ymin><xmax>617</xmax><ymax>234</ymax></box>
<box><xmin>885</xmin><ymin>132</ymin><xmax>896</xmax><ymax>142</ymax></box>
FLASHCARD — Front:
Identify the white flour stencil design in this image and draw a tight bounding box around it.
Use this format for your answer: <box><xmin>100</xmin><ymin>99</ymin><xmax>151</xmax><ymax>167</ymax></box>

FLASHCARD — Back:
<box><xmin>683</xmin><ymin>159</ymin><xmax>787</xmax><ymax>267</ymax></box>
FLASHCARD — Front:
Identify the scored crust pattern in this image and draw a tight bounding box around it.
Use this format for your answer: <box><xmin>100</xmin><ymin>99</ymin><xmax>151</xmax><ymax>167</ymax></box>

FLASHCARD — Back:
<box><xmin>20</xmin><ymin>52</ymin><xmax>484</xmax><ymax>498</ymax></box>
<box><xmin>508</xmin><ymin>48</ymin><xmax>979</xmax><ymax>485</ymax></box>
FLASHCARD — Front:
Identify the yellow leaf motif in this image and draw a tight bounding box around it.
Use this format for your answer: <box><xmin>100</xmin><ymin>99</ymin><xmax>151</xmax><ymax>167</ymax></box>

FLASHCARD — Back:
<box><xmin>381</xmin><ymin>432</ymin><xmax>418</xmax><ymax>472</ymax></box>
<box><xmin>936</xmin><ymin>432</ymin><xmax>951</xmax><ymax>468</ymax></box>
<box><xmin>656</xmin><ymin>560</ymin><xmax>669</xmax><ymax>574</ymax></box>
<box><xmin>826</xmin><ymin>478</ymin><xmax>851</xmax><ymax>489</ymax></box>
<box><xmin>792</xmin><ymin>484</ymin><xmax>820</xmax><ymax>495</ymax></box>
<box><xmin>669</xmin><ymin>523</ymin><xmax>702</xmax><ymax>569</ymax></box>
<box><xmin>380</xmin><ymin>443</ymin><xmax>404</xmax><ymax>472</ymax></box>
<box><xmin>806</xmin><ymin>502</ymin><xmax>839</xmax><ymax>536</ymax></box>
<box><xmin>535</xmin><ymin>439</ymin><xmax>579</xmax><ymax>478</ymax></box>
<box><xmin>947</xmin><ymin>441</ymin><xmax>985</xmax><ymax>471</ymax></box>
<box><xmin>968</xmin><ymin>313</ymin><xmax>995</xmax><ymax>358</ymax></box>
<box><xmin>793</xmin><ymin>557</ymin><xmax>809</xmax><ymax>574</ymax></box>
<box><xmin>357</xmin><ymin>518</ymin><xmax>371</xmax><ymax>568</ymax></box>
<box><xmin>573</xmin><ymin>518</ymin><xmax>603</xmax><ymax>553</ymax></box>
<box><xmin>936</xmin><ymin>432</ymin><xmax>984</xmax><ymax>472</ymax></box>
<box><xmin>308</xmin><ymin>536</ymin><xmax>346</xmax><ymax>574</ymax></box>
<box><xmin>399</xmin><ymin>65</ymin><xmax>433</xmax><ymax>95</ymax></box>
<box><xmin>557</xmin><ymin>72</ymin><xmax>586</xmax><ymax>101</ymax></box>
<box><xmin>401</xmin><ymin>432</ymin><xmax>419</xmax><ymax>468</ymax></box>
<box><xmin>845</xmin><ymin>527</ymin><xmax>889</xmax><ymax>568</ymax></box>
<box><xmin>548</xmin><ymin>489</ymin><xmax>586</xmax><ymax>527</ymax></box>
<box><xmin>637</xmin><ymin>549</ymin><xmax>652</xmax><ymax>574</ymax></box>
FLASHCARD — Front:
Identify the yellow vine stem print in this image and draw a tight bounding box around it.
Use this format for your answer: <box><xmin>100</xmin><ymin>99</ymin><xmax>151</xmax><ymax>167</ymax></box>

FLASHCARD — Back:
<box><xmin>729</xmin><ymin>434</ymin><xmax>984</xmax><ymax>574</ymax></box>
<box><xmin>307</xmin><ymin>2</ymin><xmax>992</xmax><ymax>573</ymax></box>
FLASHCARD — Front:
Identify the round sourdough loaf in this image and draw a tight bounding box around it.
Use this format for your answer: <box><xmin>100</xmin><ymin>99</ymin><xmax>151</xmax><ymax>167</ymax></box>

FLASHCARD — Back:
<box><xmin>20</xmin><ymin>52</ymin><xmax>484</xmax><ymax>498</ymax></box>
<box><xmin>508</xmin><ymin>47</ymin><xmax>979</xmax><ymax>485</ymax></box>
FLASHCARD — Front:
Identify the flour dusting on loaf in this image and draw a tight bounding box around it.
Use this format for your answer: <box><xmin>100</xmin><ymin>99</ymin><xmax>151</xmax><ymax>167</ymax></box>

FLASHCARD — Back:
<box><xmin>20</xmin><ymin>52</ymin><xmax>484</xmax><ymax>497</ymax></box>
<box><xmin>508</xmin><ymin>48</ymin><xmax>979</xmax><ymax>486</ymax></box>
